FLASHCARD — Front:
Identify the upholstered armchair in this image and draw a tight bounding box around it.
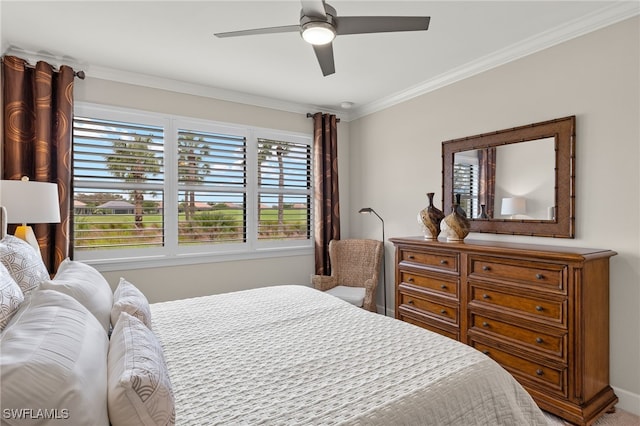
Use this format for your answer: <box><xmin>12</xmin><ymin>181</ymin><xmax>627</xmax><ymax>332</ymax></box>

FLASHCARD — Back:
<box><xmin>311</xmin><ymin>239</ymin><xmax>384</xmax><ymax>312</ymax></box>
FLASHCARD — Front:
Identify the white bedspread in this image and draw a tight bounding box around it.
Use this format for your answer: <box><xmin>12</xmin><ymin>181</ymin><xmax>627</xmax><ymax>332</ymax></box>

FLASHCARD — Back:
<box><xmin>151</xmin><ymin>285</ymin><xmax>548</xmax><ymax>425</ymax></box>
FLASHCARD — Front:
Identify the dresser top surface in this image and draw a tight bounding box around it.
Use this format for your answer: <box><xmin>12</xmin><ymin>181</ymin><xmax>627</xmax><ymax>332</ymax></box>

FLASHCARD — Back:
<box><xmin>389</xmin><ymin>236</ymin><xmax>617</xmax><ymax>260</ymax></box>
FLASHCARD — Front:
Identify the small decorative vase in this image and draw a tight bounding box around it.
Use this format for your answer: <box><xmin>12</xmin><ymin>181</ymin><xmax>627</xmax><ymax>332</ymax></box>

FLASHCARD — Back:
<box><xmin>418</xmin><ymin>192</ymin><xmax>445</xmax><ymax>240</ymax></box>
<box><xmin>454</xmin><ymin>193</ymin><xmax>467</xmax><ymax>217</ymax></box>
<box><xmin>440</xmin><ymin>203</ymin><xmax>470</xmax><ymax>242</ymax></box>
<box><xmin>478</xmin><ymin>204</ymin><xmax>489</xmax><ymax>219</ymax></box>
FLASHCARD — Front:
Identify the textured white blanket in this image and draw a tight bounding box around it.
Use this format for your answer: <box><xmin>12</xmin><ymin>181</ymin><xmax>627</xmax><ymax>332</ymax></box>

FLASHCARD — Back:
<box><xmin>151</xmin><ymin>285</ymin><xmax>548</xmax><ymax>425</ymax></box>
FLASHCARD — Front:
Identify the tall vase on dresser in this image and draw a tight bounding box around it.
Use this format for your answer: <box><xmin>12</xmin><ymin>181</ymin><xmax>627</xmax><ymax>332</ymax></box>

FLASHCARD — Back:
<box><xmin>440</xmin><ymin>202</ymin><xmax>470</xmax><ymax>242</ymax></box>
<box><xmin>418</xmin><ymin>192</ymin><xmax>445</xmax><ymax>240</ymax></box>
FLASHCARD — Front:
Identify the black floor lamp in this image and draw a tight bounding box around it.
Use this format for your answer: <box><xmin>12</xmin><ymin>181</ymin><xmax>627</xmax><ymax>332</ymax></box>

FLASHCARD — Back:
<box><xmin>359</xmin><ymin>207</ymin><xmax>386</xmax><ymax>316</ymax></box>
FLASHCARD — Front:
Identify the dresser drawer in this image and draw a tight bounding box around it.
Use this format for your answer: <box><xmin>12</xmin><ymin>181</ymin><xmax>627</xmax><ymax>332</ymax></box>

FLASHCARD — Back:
<box><xmin>400</xmin><ymin>271</ymin><xmax>458</xmax><ymax>298</ymax></box>
<box><xmin>400</xmin><ymin>313</ymin><xmax>459</xmax><ymax>341</ymax></box>
<box><xmin>469</xmin><ymin>285</ymin><xmax>566</xmax><ymax>327</ymax></box>
<box><xmin>469</xmin><ymin>256</ymin><xmax>565</xmax><ymax>292</ymax></box>
<box><xmin>470</xmin><ymin>313</ymin><xmax>566</xmax><ymax>361</ymax></box>
<box><xmin>472</xmin><ymin>340</ymin><xmax>567</xmax><ymax>397</ymax></box>
<box><xmin>400</xmin><ymin>292</ymin><xmax>458</xmax><ymax>324</ymax></box>
<box><xmin>400</xmin><ymin>249</ymin><xmax>458</xmax><ymax>273</ymax></box>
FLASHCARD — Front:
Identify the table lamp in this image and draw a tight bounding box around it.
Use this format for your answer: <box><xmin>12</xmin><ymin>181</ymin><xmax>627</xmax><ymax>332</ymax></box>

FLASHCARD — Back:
<box><xmin>0</xmin><ymin>177</ymin><xmax>60</xmax><ymax>253</ymax></box>
<box><xmin>501</xmin><ymin>197</ymin><xmax>526</xmax><ymax>219</ymax></box>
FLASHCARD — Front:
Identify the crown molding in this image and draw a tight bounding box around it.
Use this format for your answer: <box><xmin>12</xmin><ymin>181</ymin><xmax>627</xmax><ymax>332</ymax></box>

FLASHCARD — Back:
<box><xmin>349</xmin><ymin>1</ymin><xmax>640</xmax><ymax>121</ymax></box>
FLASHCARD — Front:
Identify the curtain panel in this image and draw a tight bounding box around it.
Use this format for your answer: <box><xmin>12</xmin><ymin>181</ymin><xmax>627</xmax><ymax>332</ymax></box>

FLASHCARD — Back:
<box><xmin>2</xmin><ymin>55</ymin><xmax>75</xmax><ymax>272</ymax></box>
<box><xmin>478</xmin><ymin>147</ymin><xmax>497</xmax><ymax>218</ymax></box>
<box><xmin>312</xmin><ymin>113</ymin><xmax>340</xmax><ymax>275</ymax></box>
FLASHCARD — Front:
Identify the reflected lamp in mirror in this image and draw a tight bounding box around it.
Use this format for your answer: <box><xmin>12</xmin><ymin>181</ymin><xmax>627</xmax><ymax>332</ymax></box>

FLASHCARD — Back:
<box><xmin>0</xmin><ymin>177</ymin><xmax>60</xmax><ymax>253</ymax></box>
<box><xmin>501</xmin><ymin>197</ymin><xmax>527</xmax><ymax>219</ymax></box>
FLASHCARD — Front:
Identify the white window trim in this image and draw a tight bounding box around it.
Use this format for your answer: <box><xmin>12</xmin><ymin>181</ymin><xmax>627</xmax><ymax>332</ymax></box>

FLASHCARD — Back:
<box><xmin>73</xmin><ymin>103</ymin><xmax>314</xmax><ymax>271</ymax></box>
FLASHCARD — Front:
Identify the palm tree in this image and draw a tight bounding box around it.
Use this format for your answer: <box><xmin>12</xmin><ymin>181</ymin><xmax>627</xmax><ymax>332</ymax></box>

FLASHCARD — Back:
<box><xmin>258</xmin><ymin>140</ymin><xmax>290</xmax><ymax>234</ymax></box>
<box><xmin>105</xmin><ymin>136</ymin><xmax>160</xmax><ymax>229</ymax></box>
<box><xmin>178</xmin><ymin>134</ymin><xmax>210</xmax><ymax>221</ymax></box>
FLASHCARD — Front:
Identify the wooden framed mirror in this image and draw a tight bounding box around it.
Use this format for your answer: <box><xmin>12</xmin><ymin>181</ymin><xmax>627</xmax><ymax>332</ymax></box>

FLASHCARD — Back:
<box><xmin>442</xmin><ymin>116</ymin><xmax>575</xmax><ymax>238</ymax></box>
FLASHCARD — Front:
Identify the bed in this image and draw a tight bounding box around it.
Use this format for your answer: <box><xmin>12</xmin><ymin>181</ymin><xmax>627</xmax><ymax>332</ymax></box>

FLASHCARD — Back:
<box><xmin>0</xmin><ymin>214</ymin><xmax>549</xmax><ymax>425</ymax></box>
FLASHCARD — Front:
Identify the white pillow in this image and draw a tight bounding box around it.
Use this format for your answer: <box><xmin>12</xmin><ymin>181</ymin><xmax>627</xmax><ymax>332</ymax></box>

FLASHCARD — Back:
<box><xmin>40</xmin><ymin>258</ymin><xmax>113</xmax><ymax>334</ymax></box>
<box><xmin>111</xmin><ymin>278</ymin><xmax>152</xmax><ymax>329</ymax></box>
<box><xmin>0</xmin><ymin>235</ymin><xmax>49</xmax><ymax>294</ymax></box>
<box><xmin>108</xmin><ymin>311</ymin><xmax>175</xmax><ymax>426</ymax></box>
<box><xmin>0</xmin><ymin>289</ymin><xmax>109</xmax><ymax>425</ymax></box>
<box><xmin>0</xmin><ymin>263</ymin><xmax>24</xmax><ymax>330</ymax></box>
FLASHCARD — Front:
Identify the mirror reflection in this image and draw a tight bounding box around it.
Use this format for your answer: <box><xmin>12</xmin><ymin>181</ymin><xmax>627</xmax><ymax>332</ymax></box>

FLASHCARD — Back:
<box><xmin>453</xmin><ymin>138</ymin><xmax>556</xmax><ymax>220</ymax></box>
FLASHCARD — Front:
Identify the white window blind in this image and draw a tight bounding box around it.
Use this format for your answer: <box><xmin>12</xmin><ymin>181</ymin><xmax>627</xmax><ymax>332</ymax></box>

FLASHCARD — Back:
<box><xmin>71</xmin><ymin>103</ymin><xmax>313</xmax><ymax>267</ymax></box>
<box><xmin>453</xmin><ymin>162</ymin><xmax>479</xmax><ymax>218</ymax></box>
<box><xmin>73</xmin><ymin>116</ymin><xmax>165</xmax><ymax>250</ymax></box>
<box><xmin>177</xmin><ymin>129</ymin><xmax>247</xmax><ymax>245</ymax></box>
<box><xmin>257</xmin><ymin>139</ymin><xmax>311</xmax><ymax>241</ymax></box>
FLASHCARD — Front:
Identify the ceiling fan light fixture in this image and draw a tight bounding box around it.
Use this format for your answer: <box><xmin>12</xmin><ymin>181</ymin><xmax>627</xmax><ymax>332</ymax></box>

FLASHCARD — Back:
<box><xmin>301</xmin><ymin>22</ymin><xmax>336</xmax><ymax>45</ymax></box>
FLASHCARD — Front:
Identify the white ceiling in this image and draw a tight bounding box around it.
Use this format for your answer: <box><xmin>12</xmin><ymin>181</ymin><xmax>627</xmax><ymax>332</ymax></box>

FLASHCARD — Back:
<box><xmin>2</xmin><ymin>1</ymin><xmax>638</xmax><ymax>120</ymax></box>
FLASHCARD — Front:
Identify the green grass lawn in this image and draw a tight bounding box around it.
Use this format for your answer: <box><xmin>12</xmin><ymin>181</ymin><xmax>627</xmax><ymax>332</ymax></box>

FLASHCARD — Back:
<box><xmin>74</xmin><ymin>209</ymin><xmax>308</xmax><ymax>249</ymax></box>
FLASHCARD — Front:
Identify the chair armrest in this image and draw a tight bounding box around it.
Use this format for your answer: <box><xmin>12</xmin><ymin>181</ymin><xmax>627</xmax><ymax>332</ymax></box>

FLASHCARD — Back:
<box><xmin>363</xmin><ymin>278</ymin><xmax>376</xmax><ymax>291</ymax></box>
<box><xmin>311</xmin><ymin>275</ymin><xmax>337</xmax><ymax>291</ymax></box>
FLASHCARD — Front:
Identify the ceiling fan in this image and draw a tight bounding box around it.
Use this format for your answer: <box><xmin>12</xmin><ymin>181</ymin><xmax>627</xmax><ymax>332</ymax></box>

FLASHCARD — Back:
<box><xmin>214</xmin><ymin>0</ymin><xmax>430</xmax><ymax>77</ymax></box>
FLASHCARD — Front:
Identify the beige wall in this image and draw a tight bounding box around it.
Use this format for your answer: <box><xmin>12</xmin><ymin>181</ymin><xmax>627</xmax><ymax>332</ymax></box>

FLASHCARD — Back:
<box><xmin>349</xmin><ymin>17</ymin><xmax>640</xmax><ymax>412</ymax></box>
<box><xmin>74</xmin><ymin>79</ymin><xmax>352</xmax><ymax>302</ymax></box>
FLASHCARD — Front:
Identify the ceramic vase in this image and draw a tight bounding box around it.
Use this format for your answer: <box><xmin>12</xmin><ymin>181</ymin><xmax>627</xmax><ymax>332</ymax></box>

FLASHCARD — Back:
<box><xmin>478</xmin><ymin>204</ymin><xmax>489</xmax><ymax>219</ymax></box>
<box><xmin>454</xmin><ymin>193</ymin><xmax>467</xmax><ymax>217</ymax></box>
<box><xmin>440</xmin><ymin>203</ymin><xmax>470</xmax><ymax>242</ymax></box>
<box><xmin>418</xmin><ymin>192</ymin><xmax>445</xmax><ymax>240</ymax></box>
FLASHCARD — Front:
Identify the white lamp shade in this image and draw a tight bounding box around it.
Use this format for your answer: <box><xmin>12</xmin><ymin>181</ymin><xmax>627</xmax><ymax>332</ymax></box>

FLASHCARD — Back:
<box><xmin>501</xmin><ymin>197</ymin><xmax>526</xmax><ymax>216</ymax></box>
<box><xmin>0</xmin><ymin>179</ymin><xmax>61</xmax><ymax>224</ymax></box>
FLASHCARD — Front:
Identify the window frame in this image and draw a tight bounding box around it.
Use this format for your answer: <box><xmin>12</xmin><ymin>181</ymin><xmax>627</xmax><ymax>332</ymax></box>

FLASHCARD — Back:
<box><xmin>73</xmin><ymin>103</ymin><xmax>314</xmax><ymax>271</ymax></box>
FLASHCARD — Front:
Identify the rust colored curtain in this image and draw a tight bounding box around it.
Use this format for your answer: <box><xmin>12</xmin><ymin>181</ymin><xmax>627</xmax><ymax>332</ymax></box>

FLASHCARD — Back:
<box><xmin>478</xmin><ymin>147</ymin><xmax>497</xmax><ymax>218</ymax></box>
<box><xmin>312</xmin><ymin>113</ymin><xmax>340</xmax><ymax>275</ymax></box>
<box><xmin>2</xmin><ymin>55</ymin><xmax>75</xmax><ymax>272</ymax></box>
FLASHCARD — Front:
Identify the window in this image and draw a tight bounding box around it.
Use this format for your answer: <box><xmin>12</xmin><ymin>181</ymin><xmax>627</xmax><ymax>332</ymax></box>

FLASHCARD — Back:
<box><xmin>453</xmin><ymin>153</ymin><xmax>479</xmax><ymax>218</ymax></box>
<box><xmin>73</xmin><ymin>104</ymin><xmax>313</xmax><ymax>268</ymax></box>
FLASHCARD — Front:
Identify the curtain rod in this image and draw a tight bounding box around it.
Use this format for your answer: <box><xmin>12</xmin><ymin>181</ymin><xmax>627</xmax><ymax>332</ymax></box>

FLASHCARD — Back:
<box><xmin>306</xmin><ymin>113</ymin><xmax>340</xmax><ymax>123</ymax></box>
<box><xmin>1</xmin><ymin>56</ymin><xmax>85</xmax><ymax>79</ymax></box>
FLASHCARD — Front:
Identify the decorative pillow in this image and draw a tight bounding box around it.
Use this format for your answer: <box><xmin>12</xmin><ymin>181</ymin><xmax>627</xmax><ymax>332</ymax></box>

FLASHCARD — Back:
<box><xmin>111</xmin><ymin>277</ymin><xmax>152</xmax><ymax>329</ymax></box>
<box><xmin>0</xmin><ymin>289</ymin><xmax>109</xmax><ymax>425</ymax></box>
<box><xmin>108</xmin><ymin>311</ymin><xmax>175</xmax><ymax>426</ymax></box>
<box><xmin>0</xmin><ymin>263</ymin><xmax>24</xmax><ymax>330</ymax></box>
<box><xmin>40</xmin><ymin>258</ymin><xmax>113</xmax><ymax>334</ymax></box>
<box><xmin>0</xmin><ymin>234</ymin><xmax>49</xmax><ymax>294</ymax></box>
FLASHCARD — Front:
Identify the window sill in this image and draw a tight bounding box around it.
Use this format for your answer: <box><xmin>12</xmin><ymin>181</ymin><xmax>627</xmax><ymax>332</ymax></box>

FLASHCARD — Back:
<box><xmin>80</xmin><ymin>246</ymin><xmax>315</xmax><ymax>273</ymax></box>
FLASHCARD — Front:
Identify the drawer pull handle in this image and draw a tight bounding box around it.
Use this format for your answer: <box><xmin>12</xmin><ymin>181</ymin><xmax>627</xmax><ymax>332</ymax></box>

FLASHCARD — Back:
<box><xmin>482</xmin><ymin>350</ymin><xmax>490</xmax><ymax>355</ymax></box>
<box><xmin>536</xmin><ymin>337</ymin><xmax>544</xmax><ymax>344</ymax></box>
<box><xmin>536</xmin><ymin>369</ymin><xmax>544</xmax><ymax>376</ymax></box>
<box><xmin>535</xmin><ymin>305</ymin><xmax>544</xmax><ymax>312</ymax></box>
<box><xmin>440</xmin><ymin>259</ymin><xmax>448</xmax><ymax>265</ymax></box>
<box><xmin>408</xmin><ymin>255</ymin><xmax>415</xmax><ymax>260</ymax></box>
<box><xmin>407</xmin><ymin>277</ymin><xmax>414</xmax><ymax>282</ymax></box>
<box><xmin>407</xmin><ymin>300</ymin><xmax>415</xmax><ymax>305</ymax></box>
<box><xmin>535</xmin><ymin>273</ymin><xmax>544</xmax><ymax>280</ymax></box>
<box><xmin>440</xmin><ymin>309</ymin><xmax>447</xmax><ymax>314</ymax></box>
<box><xmin>482</xmin><ymin>322</ymin><xmax>490</xmax><ymax>328</ymax></box>
<box><xmin>482</xmin><ymin>265</ymin><xmax>490</xmax><ymax>271</ymax></box>
<box><xmin>482</xmin><ymin>294</ymin><xmax>490</xmax><ymax>300</ymax></box>
<box><xmin>440</xmin><ymin>284</ymin><xmax>447</xmax><ymax>290</ymax></box>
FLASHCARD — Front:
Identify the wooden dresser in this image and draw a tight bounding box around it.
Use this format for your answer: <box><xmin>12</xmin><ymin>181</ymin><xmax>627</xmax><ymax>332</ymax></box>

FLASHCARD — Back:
<box><xmin>390</xmin><ymin>237</ymin><xmax>617</xmax><ymax>426</ymax></box>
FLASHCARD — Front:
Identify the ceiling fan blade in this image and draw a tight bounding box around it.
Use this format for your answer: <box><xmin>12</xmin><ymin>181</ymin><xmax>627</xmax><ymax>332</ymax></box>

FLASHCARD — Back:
<box><xmin>336</xmin><ymin>16</ymin><xmax>430</xmax><ymax>35</ymax></box>
<box><xmin>313</xmin><ymin>43</ymin><xmax>335</xmax><ymax>76</ymax></box>
<box><xmin>215</xmin><ymin>25</ymin><xmax>300</xmax><ymax>38</ymax></box>
<box><xmin>301</xmin><ymin>0</ymin><xmax>327</xmax><ymax>18</ymax></box>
